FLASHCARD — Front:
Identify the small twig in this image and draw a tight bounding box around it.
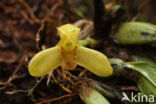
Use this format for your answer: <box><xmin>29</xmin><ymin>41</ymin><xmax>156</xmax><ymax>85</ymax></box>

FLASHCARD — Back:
<box><xmin>46</xmin><ymin>71</ymin><xmax>53</xmax><ymax>86</ymax></box>
<box><xmin>120</xmin><ymin>86</ymin><xmax>139</xmax><ymax>91</ymax></box>
<box><xmin>5</xmin><ymin>89</ymin><xmax>28</xmax><ymax>95</ymax></box>
<box><xmin>37</xmin><ymin>93</ymin><xmax>77</xmax><ymax>104</ymax></box>
<box><xmin>0</xmin><ymin>55</ymin><xmax>26</xmax><ymax>90</ymax></box>
<box><xmin>0</xmin><ymin>1</ymin><xmax>38</xmax><ymax>24</ymax></box>
<box><xmin>0</xmin><ymin>86</ymin><xmax>6</xmax><ymax>90</ymax></box>
<box><xmin>51</xmin><ymin>73</ymin><xmax>72</xmax><ymax>93</ymax></box>
<box><xmin>36</xmin><ymin>21</ymin><xmax>45</xmax><ymax>51</ymax></box>
<box><xmin>0</xmin><ymin>75</ymin><xmax>24</xmax><ymax>91</ymax></box>
<box><xmin>8</xmin><ymin>24</ymin><xmax>23</xmax><ymax>52</ymax></box>
<box><xmin>13</xmin><ymin>55</ymin><xmax>26</xmax><ymax>74</ymax></box>
<box><xmin>18</xmin><ymin>0</ymin><xmax>40</xmax><ymax>23</ymax></box>
<box><xmin>66</xmin><ymin>71</ymin><xmax>78</xmax><ymax>80</ymax></box>
<box><xmin>131</xmin><ymin>0</ymin><xmax>151</xmax><ymax>21</ymax></box>
<box><xmin>78</xmin><ymin>69</ymin><xmax>87</xmax><ymax>77</ymax></box>
<box><xmin>8</xmin><ymin>55</ymin><xmax>26</xmax><ymax>82</ymax></box>
<box><xmin>74</xmin><ymin>19</ymin><xmax>94</xmax><ymax>39</ymax></box>
<box><xmin>3</xmin><ymin>77</ymin><xmax>44</xmax><ymax>103</ymax></box>
<box><xmin>57</xmin><ymin>69</ymin><xmax>74</xmax><ymax>84</ymax></box>
<box><xmin>35</xmin><ymin>4</ymin><xmax>54</xmax><ymax>51</ymax></box>
<box><xmin>20</xmin><ymin>10</ymin><xmax>35</xmax><ymax>24</ymax></box>
<box><xmin>28</xmin><ymin>77</ymin><xmax>45</xmax><ymax>102</ymax></box>
<box><xmin>35</xmin><ymin>0</ymin><xmax>63</xmax><ymax>50</ymax></box>
<box><xmin>0</xmin><ymin>2</ymin><xmax>17</xmax><ymax>13</ymax></box>
<box><xmin>50</xmin><ymin>0</ymin><xmax>63</xmax><ymax>17</ymax></box>
<box><xmin>28</xmin><ymin>77</ymin><xmax>44</xmax><ymax>95</ymax></box>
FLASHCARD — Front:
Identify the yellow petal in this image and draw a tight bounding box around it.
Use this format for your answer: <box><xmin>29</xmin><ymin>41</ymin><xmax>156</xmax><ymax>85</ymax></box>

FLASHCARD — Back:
<box><xmin>28</xmin><ymin>46</ymin><xmax>61</xmax><ymax>77</ymax></box>
<box><xmin>77</xmin><ymin>46</ymin><xmax>113</xmax><ymax>77</ymax></box>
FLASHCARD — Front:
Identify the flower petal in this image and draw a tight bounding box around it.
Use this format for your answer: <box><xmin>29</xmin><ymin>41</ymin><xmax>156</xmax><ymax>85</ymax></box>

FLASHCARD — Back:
<box><xmin>28</xmin><ymin>46</ymin><xmax>61</xmax><ymax>77</ymax></box>
<box><xmin>77</xmin><ymin>46</ymin><xmax>113</xmax><ymax>77</ymax></box>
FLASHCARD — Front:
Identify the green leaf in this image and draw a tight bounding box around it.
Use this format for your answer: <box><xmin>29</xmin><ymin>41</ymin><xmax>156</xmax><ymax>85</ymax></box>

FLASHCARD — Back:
<box><xmin>124</xmin><ymin>56</ymin><xmax>156</xmax><ymax>104</ymax></box>
<box><xmin>117</xmin><ymin>22</ymin><xmax>156</xmax><ymax>44</ymax></box>
<box><xmin>138</xmin><ymin>75</ymin><xmax>156</xmax><ymax>104</ymax></box>
<box><xmin>79</xmin><ymin>40</ymin><xmax>89</xmax><ymax>46</ymax></box>
<box><xmin>109</xmin><ymin>58</ymin><xmax>124</xmax><ymax>76</ymax></box>
<box><xmin>138</xmin><ymin>75</ymin><xmax>156</xmax><ymax>97</ymax></box>
<box><xmin>124</xmin><ymin>56</ymin><xmax>156</xmax><ymax>87</ymax></box>
<box><xmin>124</xmin><ymin>62</ymin><xmax>156</xmax><ymax>87</ymax></box>
<box><xmin>79</xmin><ymin>86</ymin><xmax>110</xmax><ymax>104</ymax></box>
<box><xmin>109</xmin><ymin>56</ymin><xmax>156</xmax><ymax>103</ymax></box>
<box><xmin>133</xmin><ymin>56</ymin><xmax>156</xmax><ymax>68</ymax></box>
<box><xmin>89</xmin><ymin>80</ymin><xmax>123</xmax><ymax>100</ymax></box>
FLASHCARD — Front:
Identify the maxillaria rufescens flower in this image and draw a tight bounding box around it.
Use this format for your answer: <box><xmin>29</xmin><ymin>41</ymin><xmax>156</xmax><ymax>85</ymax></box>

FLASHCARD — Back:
<box><xmin>28</xmin><ymin>24</ymin><xmax>113</xmax><ymax>77</ymax></box>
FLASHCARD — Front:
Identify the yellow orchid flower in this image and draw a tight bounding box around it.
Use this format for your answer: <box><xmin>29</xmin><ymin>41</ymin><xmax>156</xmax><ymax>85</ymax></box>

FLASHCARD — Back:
<box><xmin>28</xmin><ymin>24</ymin><xmax>113</xmax><ymax>77</ymax></box>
